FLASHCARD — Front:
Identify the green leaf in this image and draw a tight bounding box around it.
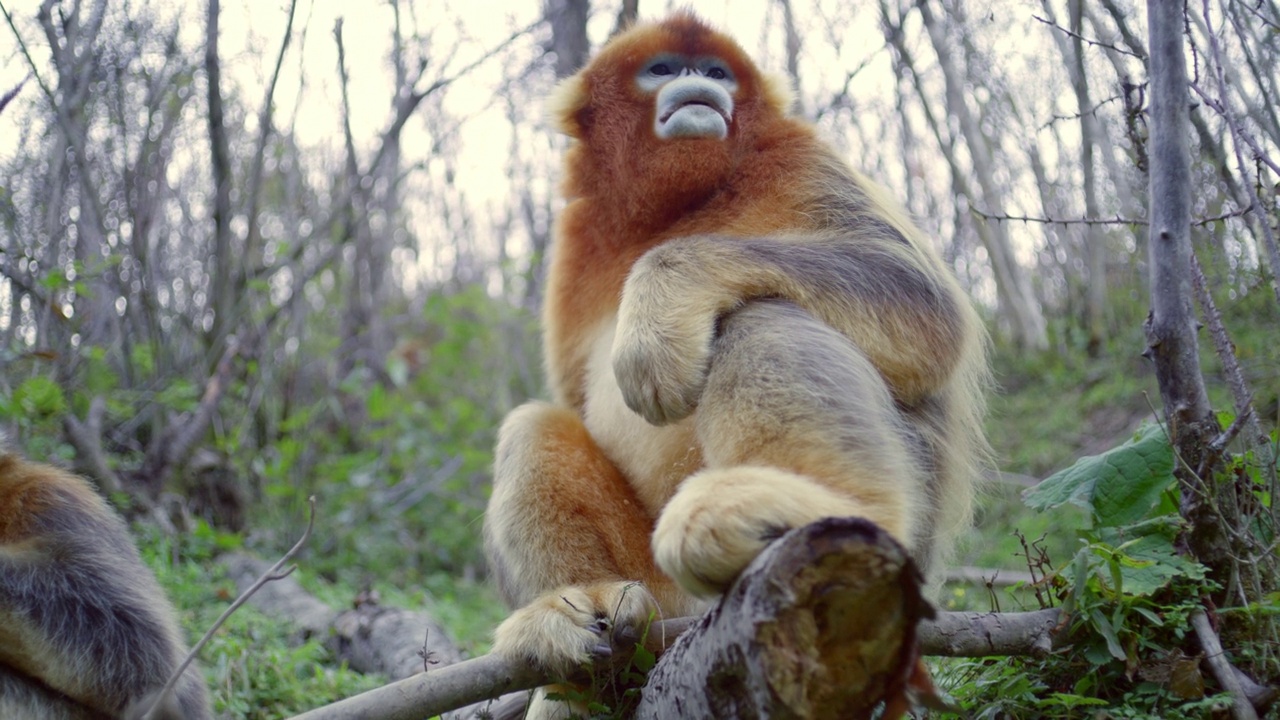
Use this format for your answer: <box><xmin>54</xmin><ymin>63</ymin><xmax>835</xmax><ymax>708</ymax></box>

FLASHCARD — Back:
<box><xmin>1023</xmin><ymin>424</ymin><xmax>1174</xmax><ymax>527</ymax></box>
<box><xmin>1089</xmin><ymin>608</ymin><xmax>1126</xmax><ymax>661</ymax></box>
<box><xmin>1113</xmin><ymin>534</ymin><xmax>1206</xmax><ymax>596</ymax></box>
<box><xmin>631</xmin><ymin>643</ymin><xmax>656</xmax><ymax>673</ymax></box>
<box><xmin>14</xmin><ymin>376</ymin><xmax>67</xmax><ymax>417</ymax></box>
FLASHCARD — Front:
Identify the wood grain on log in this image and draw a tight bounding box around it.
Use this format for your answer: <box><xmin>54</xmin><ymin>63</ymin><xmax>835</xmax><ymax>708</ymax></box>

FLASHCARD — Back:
<box><xmin>634</xmin><ymin>516</ymin><xmax>929</xmax><ymax>720</ymax></box>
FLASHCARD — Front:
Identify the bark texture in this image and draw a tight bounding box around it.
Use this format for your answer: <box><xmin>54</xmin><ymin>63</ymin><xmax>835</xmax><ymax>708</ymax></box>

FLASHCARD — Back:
<box><xmin>1143</xmin><ymin>0</ymin><xmax>1226</xmax><ymax>568</ymax></box>
<box><xmin>633</xmin><ymin>517</ymin><xmax>929</xmax><ymax>720</ymax></box>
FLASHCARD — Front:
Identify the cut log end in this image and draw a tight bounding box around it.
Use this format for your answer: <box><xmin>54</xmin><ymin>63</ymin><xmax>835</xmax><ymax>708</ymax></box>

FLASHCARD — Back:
<box><xmin>636</xmin><ymin>516</ymin><xmax>934</xmax><ymax>720</ymax></box>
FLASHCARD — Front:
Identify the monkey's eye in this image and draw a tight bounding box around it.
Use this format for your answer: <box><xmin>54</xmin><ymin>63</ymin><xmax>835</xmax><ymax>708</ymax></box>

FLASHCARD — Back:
<box><xmin>706</xmin><ymin>67</ymin><xmax>728</xmax><ymax>80</ymax></box>
<box><xmin>648</xmin><ymin>63</ymin><xmax>673</xmax><ymax>76</ymax></box>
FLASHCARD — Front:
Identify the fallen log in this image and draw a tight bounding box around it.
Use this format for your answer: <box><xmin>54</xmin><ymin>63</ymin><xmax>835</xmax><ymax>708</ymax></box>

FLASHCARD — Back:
<box><xmin>223</xmin><ymin>523</ymin><xmax>1067</xmax><ymax>719</ymax></box>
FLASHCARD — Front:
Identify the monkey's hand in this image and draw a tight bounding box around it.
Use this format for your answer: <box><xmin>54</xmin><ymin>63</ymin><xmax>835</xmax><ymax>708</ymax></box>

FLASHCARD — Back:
<box><xmin>612</xmin><ymin>244</ymin><xmax>721</xmax><ymax>426</ymax></box>
<box><xmin>490</xmin><ymin>581</ymin><xmax>657</xmax><ymax>678</ymax></box>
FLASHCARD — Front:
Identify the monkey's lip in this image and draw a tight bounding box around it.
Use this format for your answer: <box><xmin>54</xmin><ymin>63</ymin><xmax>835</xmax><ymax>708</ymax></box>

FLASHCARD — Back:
<box><xmin>659</xmin><ymin>100</ymin><xmax>728</xmax><ymax>124</ymax></box>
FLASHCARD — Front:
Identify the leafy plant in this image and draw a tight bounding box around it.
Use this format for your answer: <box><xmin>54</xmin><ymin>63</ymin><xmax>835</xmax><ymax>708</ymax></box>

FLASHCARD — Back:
<box><xmin>937</xmin><ymin>424</ymin><xmax>1246</xmax><ymax>718</ymax></box>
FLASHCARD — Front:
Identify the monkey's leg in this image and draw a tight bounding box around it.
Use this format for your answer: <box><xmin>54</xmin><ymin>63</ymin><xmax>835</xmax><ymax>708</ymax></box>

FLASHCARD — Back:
<box><xmin>485</xmin><ymin>402</ymin><xmax>689</xmax><ymax>676</ymax></box>
<box><xmin>653</xmin><ymin>299</ymin><xmax>932</xmax><ymax>597</ymax></box>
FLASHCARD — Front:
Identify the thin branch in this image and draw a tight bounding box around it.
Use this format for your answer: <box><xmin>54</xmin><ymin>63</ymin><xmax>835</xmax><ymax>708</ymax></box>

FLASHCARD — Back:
<box><xmin>1191</xmin><ymin>608</ymin><xmax>1259</xmax><ymax>720</ymax></box>
<box><xmin>241</xmin><ymin>0</ymin><xmax>300</xmax><ymax>290</ymax></box>
<box><xmin>0</xmin><ymin>73</ymin><xmax>27</xmax><ymax>114</ymax></box>
<box><xmin>1188</xmin><ymin>84</ymin><xmax>1280</xmax><ymax>179</ymax></box>
<box><xmin>1039</xmin><ymin>93</ymin><xmax>1124</xmax><ymax>131</ymax></box>
<box><xmin>1192</xmin><ymin>0</ymin><xmax>1280</xmax><ymax>307</ymax></box>
<box><xmin>1241</xmin><ymin>0</ymin><xmax>1280</xmax><ymax>31</ymax></box>
<box><xmin>141</xmin><ymin>497</ymin><xmax>317</xmax><ymax>720</ymax></box>
<box><xmin>970</xmin><ymin>206</ymin><xmax>1250</xmax><ymax>227</ymax></box>
<box><xmin>1032</xmin><ymin>14</ymin><xmax>1143</xmax><ymax>58</ymax></box>
<box><xmin>384</xmin><ymin>17</ymin><xmax>541</xmax><ymax>155</ymax></box>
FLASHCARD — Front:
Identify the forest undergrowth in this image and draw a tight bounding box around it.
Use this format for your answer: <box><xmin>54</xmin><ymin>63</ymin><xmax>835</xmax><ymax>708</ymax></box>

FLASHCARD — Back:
<box><xmin>6</xmin><ymin>286</ymin><xmax>1277</xmax><ymax>718</ymax></box>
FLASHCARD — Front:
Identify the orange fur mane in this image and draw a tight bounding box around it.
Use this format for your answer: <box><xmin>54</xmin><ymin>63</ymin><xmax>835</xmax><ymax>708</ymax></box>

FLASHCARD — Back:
<box><xmin>544</xmin><ymin>14</ymin><xmax>820</xmax><ymax>407</ymax></box>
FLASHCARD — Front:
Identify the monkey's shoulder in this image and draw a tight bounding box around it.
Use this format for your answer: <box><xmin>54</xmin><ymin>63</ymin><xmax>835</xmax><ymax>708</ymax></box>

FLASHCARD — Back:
<box><xmin>0</xmin><ymin>454</ymin><xmax>124</xmax><ymax>549</ymax></box>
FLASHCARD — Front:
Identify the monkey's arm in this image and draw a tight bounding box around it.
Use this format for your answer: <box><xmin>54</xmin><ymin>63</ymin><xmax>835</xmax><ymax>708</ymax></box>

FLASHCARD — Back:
<box><xmin>612</xmin><ymin>235</ymin><xmax>970</xmax><ymax>426</ymax></box>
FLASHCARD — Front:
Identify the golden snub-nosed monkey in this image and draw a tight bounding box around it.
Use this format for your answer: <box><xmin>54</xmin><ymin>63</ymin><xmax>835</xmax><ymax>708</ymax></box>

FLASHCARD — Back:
<box><xmin>483</xmin><ymin>10</ymin><xmax>990</xmax><ymax>708</ymax></box>
<box><xmin>0</xmin><ymin>452</ymin><xmax>212</xmax><ymax>719</ymax></box>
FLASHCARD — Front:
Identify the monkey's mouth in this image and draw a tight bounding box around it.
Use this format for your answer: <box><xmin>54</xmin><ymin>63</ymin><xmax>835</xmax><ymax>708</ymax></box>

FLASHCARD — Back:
<box><xmin>659</xmin><ymin>100</ymin><xmax>727</xmax><ymax>125</ymax></box>
<box><xmin>654</xmin><ymin>78</ymin><xmax>734</xmax><ymax>140</ymax></box>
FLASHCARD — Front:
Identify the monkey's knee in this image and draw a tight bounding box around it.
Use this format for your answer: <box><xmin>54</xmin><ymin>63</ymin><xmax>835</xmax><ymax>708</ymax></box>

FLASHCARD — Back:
<box><xmin>653</xmin><ymin>466</ymin><xmax>897</xmax><ymax>596</ymax></box>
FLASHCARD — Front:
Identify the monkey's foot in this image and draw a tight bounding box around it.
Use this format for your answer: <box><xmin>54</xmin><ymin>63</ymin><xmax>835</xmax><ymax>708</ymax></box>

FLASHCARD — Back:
<box><xmin>491</xmin><ymin>581</ymin><xmax>657</xmax><ymax>678</ymax></box>
<box><xmin>653</xmin><ymin>466</ymin><xmax>874</xmax><ymax>597</ymax></box>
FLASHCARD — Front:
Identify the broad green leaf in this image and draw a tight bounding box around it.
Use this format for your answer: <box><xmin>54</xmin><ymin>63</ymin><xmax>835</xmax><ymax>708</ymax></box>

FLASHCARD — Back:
<box><xmin>1113</xmin><ymin>534</ymin><xmax>1206</xmax><ymax>596</ymax></box>
<box><xmin>1023</xmin><ymin>424</ymin><xmax>1174</xmax><ymax>527</ymax></box>
<box><xmin>1091</xmin><ymin>425</ymin><xmax>1175</xmax><ymax>526</ymax></box>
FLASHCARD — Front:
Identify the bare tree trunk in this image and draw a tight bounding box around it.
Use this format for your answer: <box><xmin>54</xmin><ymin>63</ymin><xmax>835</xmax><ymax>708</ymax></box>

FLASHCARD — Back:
<box><xmin>547</xmin><ymin>0</ymin><xmax>590</xmax><ymax>79</ymax></box>
<box><xmin>776</xmin><ymin>0</ymin><xmax>804</xmax><ymax>116</ymax></box>
<box><xmin>205</xmin><ymin>0</ymin><xmax>235</xmax><ymax>367</ymax></box>
<box><xmin>613</xmin><ymin>0</ymin><xmax>639</xmax><ymax>36</ymax></box>
<box><xmin>1069</xmin><ymin>0</ymin><xmax>1108</xmax><ymax>356</ymax></box>
<box><xmin>1143</xmin><ymin>0</ymin><xmax>1226</xmax><ymax>568</ymax></box>
<box><xmin>916</xmin><ymin>0</ymin><xmax>1048</xmax><ymax>351</ymax></box>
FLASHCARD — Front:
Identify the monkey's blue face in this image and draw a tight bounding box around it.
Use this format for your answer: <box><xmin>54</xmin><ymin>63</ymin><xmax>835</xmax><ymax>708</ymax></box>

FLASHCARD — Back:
<box><xmin>635</xmin><ymin>53</ymin><xmax>737</xmax><ymax>140</ymax></box>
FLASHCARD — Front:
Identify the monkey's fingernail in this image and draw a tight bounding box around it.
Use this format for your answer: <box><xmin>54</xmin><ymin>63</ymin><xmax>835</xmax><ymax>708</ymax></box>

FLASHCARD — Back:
<box><xmin>592</xmin><ymin>643</ymin><xmax>613</xmax><ymax>658</ymax></box>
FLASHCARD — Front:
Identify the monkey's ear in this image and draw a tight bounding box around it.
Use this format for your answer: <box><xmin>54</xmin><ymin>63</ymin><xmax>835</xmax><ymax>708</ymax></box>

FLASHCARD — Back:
<box><xmin>547</xmin><ymin>73</ymin><xmax>592</xmax><ymax>139</ymax></box>
<box><xmin>759</xmin><ymin>70</ymin><xmax>797</xmax><ymax>117</ymax></box>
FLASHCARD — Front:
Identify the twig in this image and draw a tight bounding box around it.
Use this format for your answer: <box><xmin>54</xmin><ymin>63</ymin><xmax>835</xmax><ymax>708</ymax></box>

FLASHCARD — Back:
<box><xmin>1191</xmin><ymin>608</ymin><xmax>1259</xmax><ymax>720</ymax></box>
<box><xmin>1039</xmin><ymin>93</ymin><xmax>1124</xmax><ymax>131</ymax></box>
<box><xmin>1209</xmin><ymin>408</ymin><xmax>1251</xmax><ymax>455</ymax></box>
<box><xmin>140</xmin><ymin>497</ymin><xmax>318</xmax><ymax>720</ymax></box>
<box><xmin>1031</xmin><ymin>14</ymin><xmax>1142</xmax><ymax>58</ymax></box>
<box><xmin>240</xmin><ymin>0</ymin><xmax>300</xmax><ymax>293</ymax></box>
<box><xmin>1192</xmin><ymin>0</ymin><xmax>1280</xmax><ymax>308</ymax></box>
<box><xmin>970</xmin><ymin>206</ymin><xmax>1250</xmax><ymax>227</ymax></box>
<box><xmin>0</xmin><ymin>73</ymin><xmax>27</xmax><ymax>115</ymax></box>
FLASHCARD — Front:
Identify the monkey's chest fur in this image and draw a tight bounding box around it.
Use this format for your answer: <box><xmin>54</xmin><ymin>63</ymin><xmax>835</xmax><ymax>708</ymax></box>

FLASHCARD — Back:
<box><xmin>581</xmin><ymin>319</ymin><xmax>703</xmax><ymax>518</ymax></box>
